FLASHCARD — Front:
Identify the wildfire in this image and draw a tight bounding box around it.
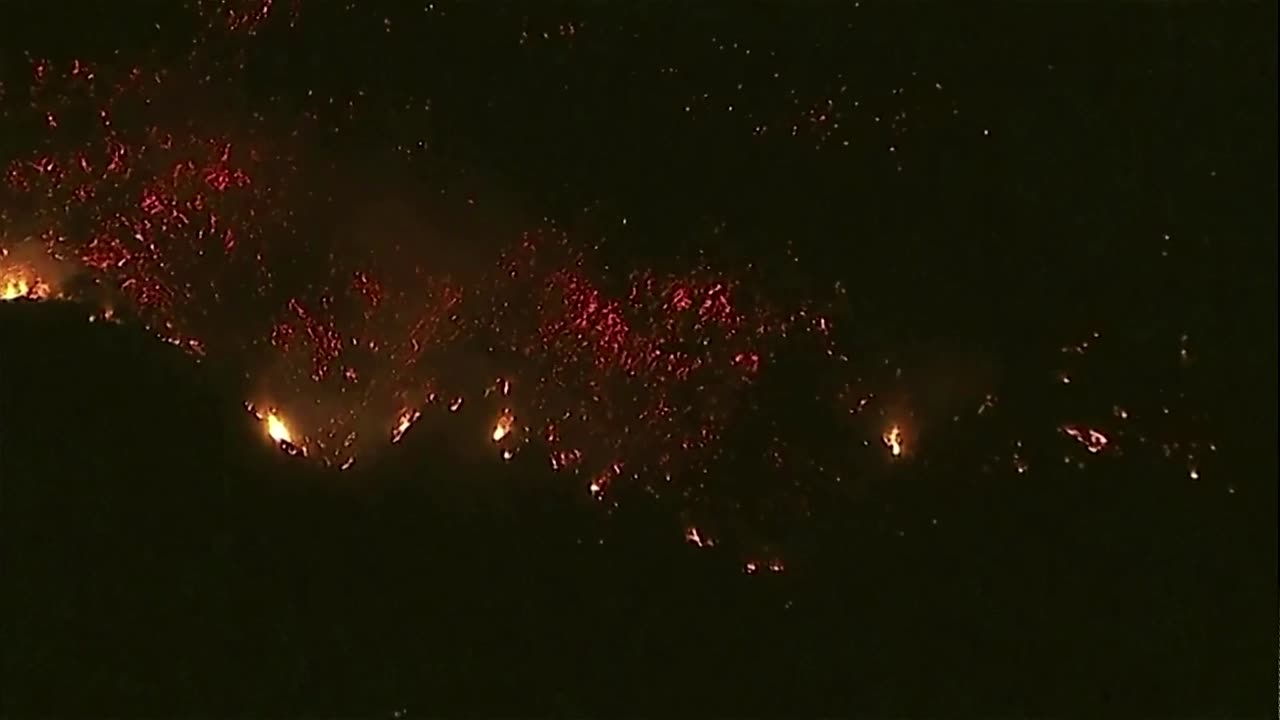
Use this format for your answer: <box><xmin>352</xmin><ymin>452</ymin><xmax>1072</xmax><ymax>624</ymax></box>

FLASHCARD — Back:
<box><xmin>883</xmin><ymin>425</ymin><xmax>903</xmax><ymax>457</ymax></box>
<box><xmin>492</xmin><ymin>410</ymin><xmax>515</xmax><ymax>442</ymax></box>
<box><xmin>1</xmin><ymin>269</ymin><xmax>50</xmax><ymax>300</ymax></box>
<box><xmin>1</xmin><ymin>276</ymin><xmax>29</xmax><ymax>300</ymax></box>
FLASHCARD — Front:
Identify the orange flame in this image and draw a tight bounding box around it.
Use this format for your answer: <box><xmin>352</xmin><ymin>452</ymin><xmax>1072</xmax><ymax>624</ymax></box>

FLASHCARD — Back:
<box><xmin>265</xmin><ymin>412</ymin><xmax>293</xmax><ymax>444</ymax></box>
<box><xmin>883</xmin><ymin>425</ymin><xmax>903</xmax><ymax>457</ymax></box>
<box><xmin>1</xmin><ymin>267</ymin><xmax>50</xmax><ymax>301</ymax></box>
<box><xmin>391</xmin><ymin>409</ymin><xmax>421</xmax><ymax>444</ymax></box>
<box><xmin>492</xmin><ymin>410</ymin><xmax>515</xmax><ymax>442</ymax></box>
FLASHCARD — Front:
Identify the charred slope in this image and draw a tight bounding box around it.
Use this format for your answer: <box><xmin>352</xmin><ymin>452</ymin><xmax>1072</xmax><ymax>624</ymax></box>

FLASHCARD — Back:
<box><xmin>1</xmin><ymin>301</ymin><xmax>1273</xmax><ymax>717</ymax></box>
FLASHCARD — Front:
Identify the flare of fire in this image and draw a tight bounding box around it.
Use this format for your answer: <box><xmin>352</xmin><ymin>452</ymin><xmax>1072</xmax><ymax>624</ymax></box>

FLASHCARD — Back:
<box><xmin>883</xmin><ymin>425</ymin><xmax>903</xmax><ymax>457</ymax></box>
<box><xmin>1</xmin><ymin>268</ymin><xmax>50</xmax><ymax>300</ymax></box>
<box><xmin>266</xmin><ymin>412</ymin><xmax>293</xmax><ymax>444</ymax></box>
<box><xmin>492</xmin><ymin>410</ymin><xmax>515</xmax><ymax>442</ymax></box>
<box><xmin>391</xmin><ymin>409</ymin><xmax>421</xmax><ymax>444</ymax></box>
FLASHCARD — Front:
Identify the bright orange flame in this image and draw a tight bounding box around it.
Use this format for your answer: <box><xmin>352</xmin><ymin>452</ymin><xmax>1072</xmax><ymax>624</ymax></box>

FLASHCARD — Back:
<box><xmin>1</xmin><ymin>277</ymin><xmax>29</xmax><ymax>300</ymax></box>
<box><xmin>1</xmin><ymin>268</ymin><xmax>49</xmax><ymax>301</ymax></box>
<box><xmin>492</xmin><ymin>410</ymin><xmax>515</xmax><ymax>442</ymax></box>
<box><xmin>883</xmin><ymin>425</ymin><xmax>903</xmax><ymax>457</ymax></box>
<box><xmin>391</xmin><ymin>409</ymin><xmax>420</xmax><ymax>444</ymax></box>
<box><xmin>265</xmin><ymin>412</ymin><xmax>293</xmax><ymax>444</ymax></box>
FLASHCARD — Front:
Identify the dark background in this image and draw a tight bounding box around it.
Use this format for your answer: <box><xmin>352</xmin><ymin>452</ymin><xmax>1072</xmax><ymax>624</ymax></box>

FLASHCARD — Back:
<box><xmin>2</xmin><ymin>2</ymin><xmax>1276</xmax><ymax>717</ymax></box>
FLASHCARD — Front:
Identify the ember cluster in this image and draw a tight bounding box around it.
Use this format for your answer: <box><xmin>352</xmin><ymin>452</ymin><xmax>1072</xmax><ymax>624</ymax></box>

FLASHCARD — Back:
<box><xmin>1</xmin><ymin>1</ymin><xmax>1258</xmax><ymax>559</ymax></box>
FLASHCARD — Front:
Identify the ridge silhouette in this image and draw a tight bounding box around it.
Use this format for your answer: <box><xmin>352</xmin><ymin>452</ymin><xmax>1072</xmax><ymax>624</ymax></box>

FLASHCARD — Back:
<box><xmin>1</xmin><ymin>301</ymin><xmax>1271</xmax><ymax>717</ymax></box>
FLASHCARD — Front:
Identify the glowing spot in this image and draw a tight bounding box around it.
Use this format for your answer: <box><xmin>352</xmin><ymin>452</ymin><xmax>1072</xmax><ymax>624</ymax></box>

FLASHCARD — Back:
<box><xmin>1</xmin><ymin>267</ymin><xmax>50</xmax><ymax>301</ymax></box>
<box><xmin>265</xmin><ymin>412</ymin><xmax>293</xmax><ymax>444</ymax></box>
<box><xmin>391</xmin><ymin>409</ymin><xmax>421</xmax><ymax>444</ymax></box>
<box><xmin>492</xmin><ymin>410</ymin><xmax>515</xmax><ymax>442</ymax></box>
<box><xmin>1062</xmin><ymin>425</ymin><xmax>1109</xmax><ymax>454</ymax></box>
<box><xmin>883</xmin><ymin>425</ymin><xmax>903</xmax><ymax>457</ymax></box>
<box><xmin>685</xmin><ymin>527</ymin><xmax>713</xmax><ymax>547</ymax></box>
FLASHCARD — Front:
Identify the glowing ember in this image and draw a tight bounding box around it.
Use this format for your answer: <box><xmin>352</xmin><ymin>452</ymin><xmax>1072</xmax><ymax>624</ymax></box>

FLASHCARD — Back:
<box><xmin>685</xmin><ymin>527</ymin><xmax>713</xmax><ymax>547</ymax></box>
<box><xmin>1062</xmin><ymin>425</ymin><xmax>1109</xmax><ymax>454</ymax></box>
<box><xmin>391</xmin><ymin>409</ymin><xmax>421</xmax><ymax>444</ymax></box>
<box><xmin>883</xmin><ymin>425</ymin><xmax>903</xmax><ymax>457</ymax></box>
<box><xmin>492</xmin><ymin>410</ymin><xmax>515</xmax><ymax>442</ymax></box>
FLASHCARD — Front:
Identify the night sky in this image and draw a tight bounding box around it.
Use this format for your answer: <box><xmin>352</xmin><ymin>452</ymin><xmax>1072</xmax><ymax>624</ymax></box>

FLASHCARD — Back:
<box><xmin>1</xmin><ymin>2</ymin><xmax>1276</xmax><ymax>717</ymax></box>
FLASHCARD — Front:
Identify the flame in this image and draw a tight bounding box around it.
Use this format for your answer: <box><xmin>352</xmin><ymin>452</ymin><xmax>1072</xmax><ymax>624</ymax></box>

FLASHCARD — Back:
<box><xmin>492</xmin><ymin>410</ymin><xmax>515</xmax><ymax>442</ymax></box>
<box><xmin>391</xmin><ymin>409</ymin><xmax>421</xmax><ymax>443</ymax></box>
<box><xmin>883</xmin><ymin>425</ymin><xmax>903</xmax><ymax>457</ymax></box>
<box><xmin>1062</xmin><ymin>425</ymin><xmax>1108</xmax><ymax>454</ymax></box>
<box><xmin>1</xmin><ymin>276</ymin><xmax>30</xmax><ymax>300</ymax></box>
<box><xmin>1</xmin><ymin>268</ymin><xmax>50</xmax><ymax>301</ymax></box>
<box><xmin>265</xmin><ymin>412</ymin><xmax>293</xmax><ymax>444</ymax></box>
